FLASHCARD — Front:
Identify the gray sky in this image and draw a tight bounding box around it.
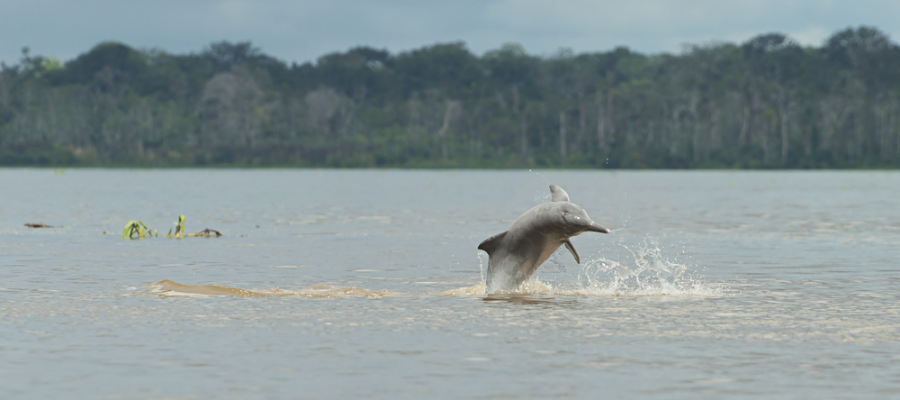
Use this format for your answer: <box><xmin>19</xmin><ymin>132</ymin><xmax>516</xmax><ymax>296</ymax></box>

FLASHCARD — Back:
<box><xmin>2</xmin><ymin>0</ymin><xmax>899</xmax><ymax>65</ymax></box>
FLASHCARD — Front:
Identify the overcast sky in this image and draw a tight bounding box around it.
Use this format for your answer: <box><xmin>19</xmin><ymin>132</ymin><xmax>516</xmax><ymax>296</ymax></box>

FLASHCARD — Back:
<box><xmin>2</xmin><ymin>0</ymin><xmax>899</xmax><ymax>65</ymax></box>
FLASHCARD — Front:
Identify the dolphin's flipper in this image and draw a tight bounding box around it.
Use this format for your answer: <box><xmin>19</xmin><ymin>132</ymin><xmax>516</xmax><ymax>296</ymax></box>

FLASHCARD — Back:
<box><xmin>564</xmin><ymin>239</ymin><xmax>580</xmax><ymax>264</ymax></box>
<box><xmin>550</xmin><ymin>185</ymin><xmax>570</xmax><ymax>202</ymax></box>
<box><xmin>478</xmin><ymin>231</ymin><xmax>508</xmax><ymax>255</ymax></box>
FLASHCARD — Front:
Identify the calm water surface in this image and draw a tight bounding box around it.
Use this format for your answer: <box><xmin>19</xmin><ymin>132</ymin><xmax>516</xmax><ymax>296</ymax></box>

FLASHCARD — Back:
<box><xmin>1</xmin><ymin>169</ymin><xmax>899</xmax><ymax>399</ymax></box>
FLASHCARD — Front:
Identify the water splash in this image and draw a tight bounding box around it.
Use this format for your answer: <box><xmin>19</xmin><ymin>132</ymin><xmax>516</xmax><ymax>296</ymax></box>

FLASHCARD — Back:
<box><xmin>476</xmin><ymin>238</ymin><xmax>725</xmax><ymax>297</ymax></box>
<box><xmin>477</xmin><ymin>252</ymin><xmax>487</xmax><ymax>283</ymax></box>
<box><xmin>568</xmin><ymin>238</ymin><xmax>724</xmax><ymax>297</ymax></box>
<box><xmin>528</xmin><ymin>169</ymin><xmax>553</xmax><ymax>204</ymax></box>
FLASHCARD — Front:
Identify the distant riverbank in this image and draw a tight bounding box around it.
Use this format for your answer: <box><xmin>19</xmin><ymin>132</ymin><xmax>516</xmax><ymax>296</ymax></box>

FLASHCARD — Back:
<box><xmin>4</xmin><ymin>27</ymin><xmax>900</xmax><ymax>170</ymax></box>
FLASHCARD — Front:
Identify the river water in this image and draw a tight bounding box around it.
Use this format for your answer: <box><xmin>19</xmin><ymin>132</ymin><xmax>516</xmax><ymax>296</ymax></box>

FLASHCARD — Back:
<box><xmin>1</xmin><ymin>169</ymin><xmax>899</xmax><ymax>399</ymax></box>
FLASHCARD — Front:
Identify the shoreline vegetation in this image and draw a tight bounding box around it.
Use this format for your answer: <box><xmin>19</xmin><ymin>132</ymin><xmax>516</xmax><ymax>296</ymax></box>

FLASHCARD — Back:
<box><xmin>2</xmin><ymin>26</ymin><xmax>899</xmax><ymax>169</ymax></box>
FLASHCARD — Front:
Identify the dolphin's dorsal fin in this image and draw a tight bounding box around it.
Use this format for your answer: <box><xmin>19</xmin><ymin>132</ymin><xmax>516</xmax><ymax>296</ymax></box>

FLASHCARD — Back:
<box><xmin>550</xmin><ymin>185</ymin><xmax>570</xmax><ymax>202</ymax></box>
<box><xmin>564</xmin><ymin>239</ymin><xmax>580</xmax><ymax>264</ymax></box>
<box><xmin>477</xmin><ymin>231</ymin><xmax>507</xmax><ymax>255</ymax></box>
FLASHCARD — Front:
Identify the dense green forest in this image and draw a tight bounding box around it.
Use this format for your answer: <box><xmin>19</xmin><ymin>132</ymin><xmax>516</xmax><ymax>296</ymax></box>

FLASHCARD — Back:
<box><xmin>2</xmin><ymin>26</ymin><xmax>899</xmax><ymax>168</ymax></box>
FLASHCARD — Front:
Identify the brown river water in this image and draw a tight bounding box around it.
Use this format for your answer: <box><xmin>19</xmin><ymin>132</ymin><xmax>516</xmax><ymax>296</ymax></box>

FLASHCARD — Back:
<box><xmin>1</xmin><ymin>169</ymin><xmax>899</xmax><ymax>399</ymax></box>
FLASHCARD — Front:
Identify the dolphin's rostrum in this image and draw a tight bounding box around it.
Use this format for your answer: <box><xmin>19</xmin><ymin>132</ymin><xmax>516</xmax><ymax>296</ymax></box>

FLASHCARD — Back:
<box><xmin>478</xmin><ymin>185</ymin><xmax>610</xmax><ymax>293</ymax></box>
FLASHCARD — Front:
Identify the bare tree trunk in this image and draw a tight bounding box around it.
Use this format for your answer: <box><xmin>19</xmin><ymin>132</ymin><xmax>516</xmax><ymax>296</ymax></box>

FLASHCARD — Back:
<box><xmin>340</xmin><ymin>105</ymin><xmax>354</xmax><ymax>137</ymax></box>
<box><xmin>780</xmin><ymin>108</ymin><xmax>790</xmax><ymax>166</ymax></box>
<box><xmin>406</xmin><ymin>98</ymin><xmax>421</xmax><ymax>147</ymax></box>
<box><xmin>689</xmin><ymin>91</ymin><xmax>700</xmax><ymax>164</ymax></box>
<box><xmin>692</xmin><ymin>125</ymin><xmax>701</xmax><ymax>164</ymax></box>
<box><xmin>803</xmin><ymin>126</ymin><xmax>812</xmax><ymax>156</ymax></box>
<box><xmin>577</xmin><ymin>103</ymin><xmax>586</xmax><ymax>152</ymax></box>
<box><xmin>436</xmin><ymin>101</ymin><xmax>460</xmax><ymax>138</ymax></box>
<box><xmin>519</xmin><ymin>114</ymin><xmax>528</xmax><ymax>165</ymax></box>
<box><xmin>47</xmin><ymin>92</ymin><xmax>59</xmax><ymax>144</ymax></box>
<box><xmin>710</xmin><ymin>103</ymin><xmax>720</xmax><ymax>152</ymax></box>
<box><xmin>607</xmin><ymin>91</ymin><xmax>614</xmax><ymax>144</ymax></box>
<box><xmin>891</xmin><ymin>101</ymin><xmax>900</xmax><ymax>159</ymax></box>
<box><xmin>596</xmin><ymin>95</ymin><xmax>606</xmax><ymax>149</ymax></box>
<box><xmin>559</xmin><ymin>111</ymin><xmax>567</xmax><ymax>165</ymax></box>
<box><xmin>436</xmin><ymin>100</ymin><xmax>461</xmax><ymax>162</ymax></box>
<box><xmin>775</xmin><ymin>86</ymin><xmax>794</xmax><ymax>166</ymax></box>
<box><xmin>876</xmin><ymin>102</ymin><xmax>891</xmax><ymax>162</ymax></box>
<box><xmin>739</xmin><ymin>105</ymin><xmax>750</xmax><ymax>146</ymax></box>
<box><xmin>895</xmin><ymin>107</ymin><xmax>900</xmax><ymax>158</ymax></box>
<box><xmin>669</xmin><ymin>106</ymin><xmax>681</xmax><ymax>156</ymax></box>
<box><xmin>819</xmin><ymin>98</ymin><xmax>845</xmax><ymax>153</ymax></box>
<box><xmin>853</xmin><ymin>111</ymin><xmax>863</xmax><ymax>160</ymax></box>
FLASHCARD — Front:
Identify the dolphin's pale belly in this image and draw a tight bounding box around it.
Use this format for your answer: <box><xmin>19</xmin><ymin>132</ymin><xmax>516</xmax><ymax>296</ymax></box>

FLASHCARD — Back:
<box><xmin>483</xmin><ymin>205</ymin><xmax>569</xmax><ymax>292</ymax></box>
<box><xmin>485</xmin><ymin>232</ymin><xmax>564</xmax><ymax>293</ymax></box>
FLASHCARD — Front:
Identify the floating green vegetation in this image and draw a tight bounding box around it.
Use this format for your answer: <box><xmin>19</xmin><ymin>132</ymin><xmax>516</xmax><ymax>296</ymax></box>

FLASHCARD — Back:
<box><xmin>167</xmin><ymin>215</ymin><xmax>186</xmax><ymax>239</ymax></box>
<box><xmin>121</xmin><ymin>215</ymin><xmax>222</xmax><ymax>240</ymax></box>
<box><xmin>122</xmin><ymin>221</ymin><xmax>155</xmax><ymax>240</ymax></box>
<box><xmin>167</xmin><ymin>215</ymin><xmax>223</xmax><ymax>238</ymax></box>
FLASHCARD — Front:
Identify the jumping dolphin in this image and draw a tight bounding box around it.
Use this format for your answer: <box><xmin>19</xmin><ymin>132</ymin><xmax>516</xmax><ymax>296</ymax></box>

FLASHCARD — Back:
<box><xmin>478</xmin><ymin>185</ymin><xmax>610</xmax><ymax>293</ymax></box>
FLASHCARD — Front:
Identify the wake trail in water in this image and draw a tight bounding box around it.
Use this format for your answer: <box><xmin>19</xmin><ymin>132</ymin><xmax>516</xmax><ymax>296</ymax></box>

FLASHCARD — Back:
<box><xmin>137</xmin><ymin>239</ymin><xmax>723</xmax><ymax>299</ymax></box>
<box><xmin>143</xmin><ymin>279</ymin><xmax>399</xmax><ymax>299</ymax></box>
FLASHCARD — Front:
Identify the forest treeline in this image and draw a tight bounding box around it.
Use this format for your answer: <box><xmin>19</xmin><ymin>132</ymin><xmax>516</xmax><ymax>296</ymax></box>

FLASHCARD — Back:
<box><xmin>2</xmin><ymin>26</ymin><xmax>900</xmax><ymax>168</ymax></box>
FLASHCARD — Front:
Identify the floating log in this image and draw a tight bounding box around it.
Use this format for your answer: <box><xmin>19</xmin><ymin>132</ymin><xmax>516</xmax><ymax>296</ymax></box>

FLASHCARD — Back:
<box><xmin>186</xmin><ymin>228</ymin><xmax>222</xmax><ymax>238</ymax></box>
